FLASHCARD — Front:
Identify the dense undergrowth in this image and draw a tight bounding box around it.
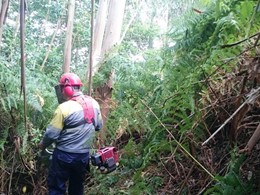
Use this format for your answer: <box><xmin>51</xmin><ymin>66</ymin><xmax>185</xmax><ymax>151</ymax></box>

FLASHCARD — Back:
<box><xmin>91</xmin><ymin>1</ymin><xmax>260</xmax><ymax>194</ymax></box>
<box><xmin>0</xmin><ymin>0</ymin><xmax>260</xmax><ymax>194</ymax></box>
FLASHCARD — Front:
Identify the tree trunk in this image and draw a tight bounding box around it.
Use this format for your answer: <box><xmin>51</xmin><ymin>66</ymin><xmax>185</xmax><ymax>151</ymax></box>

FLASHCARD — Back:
<box><xmin>0</xmin><ymin>0</ymin><xmax>9</xmax><ymax>51</ymax></box>
<box><xmin>92</xmin><ymin>0</ymin><xmax>109</xmax><ymax>74</ymax></box>
<box><xmin>101</xmin><ymin>0</ymin><xmax>126</xmax><ymax>57</ymax></box>
<box><xmin>63</xmin><ymin>0</ymin><xmax>75</xmax><ymax>73</ymax></box>
<box><xmin>95</xmin><ymin>0</ymin><xmax>126</xmax><ymax>144</ymax></box>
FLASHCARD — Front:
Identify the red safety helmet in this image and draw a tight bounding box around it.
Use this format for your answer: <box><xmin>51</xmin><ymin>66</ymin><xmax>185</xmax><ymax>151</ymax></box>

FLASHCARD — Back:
<box><xmin>59</xmin><ymin>73</ymin><xmax>83</xmax><ymax>98</ymax></box>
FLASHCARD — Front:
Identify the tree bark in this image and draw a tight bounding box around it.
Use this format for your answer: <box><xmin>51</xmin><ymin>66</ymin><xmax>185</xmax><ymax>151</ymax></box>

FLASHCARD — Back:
<box><xmin>63</xmin><ymin>0</ymin><xmax>75</xmax><ymax>73</ymax></box>
<box><xmin>94</xmin><ymin>0</ymin><xmax>126</xmax><ymax>144</ymax></box>
<box><xmin>240</xmin><ymin>123</ymin><xmax>260</xmax><ymax>154</ymax></box>
<box><xmin>92</xmin><ymin>0</ymin><xmax>109</xmax><ymax>74</ymax></box>
<box><xmin>101</xmin><ymin>0</ymin><xmax>126</xmax><ymax>57</ymax></box>
<box><xmin>0</xmin><ymin>0</ymin><xmax>9</xmax><ymax>51</ymax></box>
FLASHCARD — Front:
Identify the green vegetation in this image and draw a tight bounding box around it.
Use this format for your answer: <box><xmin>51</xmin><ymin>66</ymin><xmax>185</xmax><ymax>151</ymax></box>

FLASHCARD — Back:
<box><xmin>0</xmin><ymin>0</ymin><xmax>259</xmax><ymax>194</ymax></box>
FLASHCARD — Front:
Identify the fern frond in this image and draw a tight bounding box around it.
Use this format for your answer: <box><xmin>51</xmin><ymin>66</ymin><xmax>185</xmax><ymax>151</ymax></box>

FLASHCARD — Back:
<box><xmin>0</xmin><ymin>128</ymin><xmax>9</xmax><ymax>151</ymax></box>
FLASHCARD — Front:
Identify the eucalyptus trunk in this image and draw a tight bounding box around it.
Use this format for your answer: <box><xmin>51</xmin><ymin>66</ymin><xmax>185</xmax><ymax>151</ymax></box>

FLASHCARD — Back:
<box><xmin>95</xmin><ymin>0</ymin><xmax>126</xmax><ymax>143</ymax></box>
<box><xmin>101</xmin><ymin>0</ymin><xmax>125</xmax><ymax>56</ymax></box>
<box><xmin>92</xmin><ymin>0</ymin><xmax>109</xmax><ymax>74</ymax></box>
<box><xmin>0</xmin><ymin>0</ymin><xmax>9</xmax><ymax>51</ymax></box>
<box><xmin>63</xmin><ymin>0</ymin><xmax>75</xmax><ymax>73</ymax></box>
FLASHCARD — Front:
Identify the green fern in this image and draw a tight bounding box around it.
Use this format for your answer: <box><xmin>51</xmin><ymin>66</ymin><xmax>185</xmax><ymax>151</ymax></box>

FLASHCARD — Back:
<box><xmin>204</xmin><ymin>153</ymin><xmax>256</xmax><ymax>195</ymax></box>
<box><xmin>0</xmin><ymin>127</ymin><xmax>9</xmax><ymax>151</ymax></box>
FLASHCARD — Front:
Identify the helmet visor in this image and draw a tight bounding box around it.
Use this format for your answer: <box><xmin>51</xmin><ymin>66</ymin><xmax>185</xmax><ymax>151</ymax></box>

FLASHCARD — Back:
<box><xmin>54</xmin><ymin>85</ymin><xmax>66</xmax><ymax>104</ymax></box>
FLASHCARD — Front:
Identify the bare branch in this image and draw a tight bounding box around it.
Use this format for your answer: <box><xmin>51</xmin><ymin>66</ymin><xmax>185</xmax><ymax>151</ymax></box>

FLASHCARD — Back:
<box><xmin>202</xmin><ymin>87</ymin><xmax>260</xmax><ymax>146</ymax></box>
<box><xmin>220</xmin><ymin>31</ymin><xmax>260</xmax><ymax>48</ymax></box>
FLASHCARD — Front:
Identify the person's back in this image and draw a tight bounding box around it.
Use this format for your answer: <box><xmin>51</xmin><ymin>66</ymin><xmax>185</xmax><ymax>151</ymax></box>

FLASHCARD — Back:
<box><xmin>39</xmin><ymin>73</ymin><xmax>103</xmax><ymax>195</ymax></box>
<box><xmin>43</xmin><ymin>93</ymin><xmax>102</xmax><ymax>153</ymax></box>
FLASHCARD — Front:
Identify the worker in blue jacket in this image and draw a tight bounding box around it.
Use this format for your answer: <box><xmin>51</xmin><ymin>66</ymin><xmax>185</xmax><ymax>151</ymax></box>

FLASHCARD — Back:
<box><xmin>39</xmin><ymin>73</ymin><xmax>103</xmax><ymax>195</ymax></box>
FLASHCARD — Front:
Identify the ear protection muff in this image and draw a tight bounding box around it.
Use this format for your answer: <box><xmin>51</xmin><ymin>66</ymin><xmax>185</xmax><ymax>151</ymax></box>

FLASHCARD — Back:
<box><xmin>62</xmin><ymin>78</ymin><xmax>74</xmax><ymax>98</ymax></box>
<box><xmin>63</xmin><ymin>85</ymin><xmax>74</xmax><ymax>97</ymax></box>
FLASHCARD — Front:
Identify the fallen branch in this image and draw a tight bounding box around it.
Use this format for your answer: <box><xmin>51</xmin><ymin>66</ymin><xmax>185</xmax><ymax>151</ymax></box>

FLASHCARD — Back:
<box><xmin>220</xmin><ymin>31</ymin><xmax>260</xmax><ymax>48</ymax></box>
<box><xmin>202</xmin><ymin>87</ymin><xmax>260</xmax><ymax>146</ymax></box>
<box><xmin>239</xmin><ymin>123</ymin><xmax>260</xmax><ymax>154</ymax></box>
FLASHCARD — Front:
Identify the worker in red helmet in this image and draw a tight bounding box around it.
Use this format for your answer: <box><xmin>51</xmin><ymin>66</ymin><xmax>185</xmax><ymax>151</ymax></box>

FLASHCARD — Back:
<box><xmin>38</xmin><ymin>73</ymin><xmax>103</xmax><ymax>195</ymax></box>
